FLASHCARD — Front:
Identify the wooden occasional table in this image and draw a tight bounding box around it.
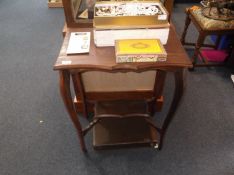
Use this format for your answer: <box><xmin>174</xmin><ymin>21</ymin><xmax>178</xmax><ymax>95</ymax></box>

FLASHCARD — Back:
<box><xmin>53</xmin><ymin>24</ymin><xmax>192</xmax><ymax>152</ymax></box>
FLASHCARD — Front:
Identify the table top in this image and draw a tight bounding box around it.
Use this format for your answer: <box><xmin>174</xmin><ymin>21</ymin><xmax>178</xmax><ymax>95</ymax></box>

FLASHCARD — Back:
<box><xmin>54</xmin><ymin>24</ymin><xmax>192</xmax><ymax>71</ymax></box>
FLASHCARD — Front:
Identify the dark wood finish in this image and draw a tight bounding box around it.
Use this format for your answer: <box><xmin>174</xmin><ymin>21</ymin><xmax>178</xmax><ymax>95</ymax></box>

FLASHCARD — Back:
<box><xmin>158</xmin><ymin>69</ymin><xmax>184</xmax><ymax>149</ymax></box>
<box><xmin>93</xmin><ymin>117</ymin><xmax>158</xmax><ymax>149</ymax></box>
<box><xmin>71</xmin><ymin>69</ymin><xmax>163</xmax><ymax>149</ymax></box>
<box><xmin>59</xmin><ymin>70</ymin><xmax>87</xmax><ymax>152</ymax></box>
<box><xmin>164</xmin><ymin>0</ymin><xmax>175</xmax><ymax>21</ymax></box>
<box><xmin>54</xmin><ymin>26</ymin><xmax>191</xmax><ymax>70</ymax></box>
<box><xmin>151</xmin><ymin>70</ymin><xmax>167</xmax><ymax>115</ymax></box>
<box><xmin>180</xmin><ymin>8</ymin><xmax>234</xmax><ymax>68</ymax></box>
<box><xmin>54</xmin><ymin>24</ymin><xmax>192</xmax><ymax>152</ymax></box>
<box><xmin>95</xmin><ymin>100</ymin><xmax>149</xmax><ymax>116</ymax></box>
<box><xmin>72</xmin><ymin>73</ymin><xmax>88</xmax><ymax>118</ymax></box>
<box><xmin>73</xmin><ymin>94</ymin><xmax>164</xmax><ymax>113</ymax></box>
<box><xmin>59</xmin><ymin>0</ymin><xmax>177</xmax><ymax>119</ymax></box>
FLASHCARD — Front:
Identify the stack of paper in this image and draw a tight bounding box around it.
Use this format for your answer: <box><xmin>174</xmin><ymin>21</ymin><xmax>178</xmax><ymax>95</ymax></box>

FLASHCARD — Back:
<box><xmin>66</xmin><ymin>32</ymin><xmax>90</xmax><ymax>55</ymax></box>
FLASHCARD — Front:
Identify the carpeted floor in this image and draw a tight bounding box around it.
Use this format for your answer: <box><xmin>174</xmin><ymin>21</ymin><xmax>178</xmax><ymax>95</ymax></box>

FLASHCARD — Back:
<box><xmin>0</xmin><ymin>1</ymin><xmax>234</xmax><ymax>175</ymax></box>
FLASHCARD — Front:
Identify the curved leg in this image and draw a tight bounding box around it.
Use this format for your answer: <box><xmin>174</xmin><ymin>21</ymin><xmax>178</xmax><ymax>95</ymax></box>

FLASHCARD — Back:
<box><xmin>59</xmin><ymin>70</ymin><xmax>87</xmax><ymax>152</ymax></box>
<box><xmin>192</xmin><ymin>33</ymin><xmax>206</xmax><ymax>67</ymax></box>
<box><xmin>180</xmin><ymin>12</ymin><xmax>191</xmax><ymax>45</ymax></box>
<box><xmin>158</xmin><ymin>69</ymin><xmax>184</xmax><ymax>150</ymax></box>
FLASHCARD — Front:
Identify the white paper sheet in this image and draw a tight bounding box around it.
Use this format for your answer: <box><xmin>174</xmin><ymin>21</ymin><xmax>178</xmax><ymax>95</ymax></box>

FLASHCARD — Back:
<box><xmin>66</xmin><ymin>32</ymin><xmax>90</xmax><ymax>54</ymax></box>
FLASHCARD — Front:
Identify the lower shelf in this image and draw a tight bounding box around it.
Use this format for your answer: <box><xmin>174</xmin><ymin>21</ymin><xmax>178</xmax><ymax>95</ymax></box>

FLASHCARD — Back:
<box><xmin>93</xmin><ymin>117</ymin><xmax>159</xmax><ymax>149</ymax></box>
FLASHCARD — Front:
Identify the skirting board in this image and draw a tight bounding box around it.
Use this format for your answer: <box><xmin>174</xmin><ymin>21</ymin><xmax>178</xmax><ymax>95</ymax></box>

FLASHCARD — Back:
<box><xmin>48</xmin><ymin>0</ymin><xmax>63</xmax><ymax>8</ymax></box>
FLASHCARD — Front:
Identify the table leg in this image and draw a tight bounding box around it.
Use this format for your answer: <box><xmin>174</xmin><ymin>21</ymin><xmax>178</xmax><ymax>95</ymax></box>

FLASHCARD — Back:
<box><xmin>149</xmin><ymin>70</ymin><xmax>166</xmax><ymax>115</ymax></box>
<box><xmin>59</xmin><ymin>70</ymin><xmax>87</xmax><ymax>152</ymax></box>
<box><xmin>180</xmin><ymin>12</ymin><xmax>191</xmax><ymax>45</ymax></box>
<box><xmin>192</xmin><ymin>33</ymin><xmax>205</xmax><ymax>66</ymax></box>
<box><xmin>159</xmin><ymin>69</ymin><xmax>184</xmax><ymax>150</ymax></box>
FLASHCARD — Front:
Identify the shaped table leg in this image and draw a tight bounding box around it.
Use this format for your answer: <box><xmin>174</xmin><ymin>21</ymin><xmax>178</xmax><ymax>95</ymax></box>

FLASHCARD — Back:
<box><xmin>159</xmin><ymin>69</ymin><xmax>184</xmax><ymax>150</ymax></box>
<box><xmin>59</xmin><ymin>70</ymin><xmax>87</xmax><ymax>152</ymax></box>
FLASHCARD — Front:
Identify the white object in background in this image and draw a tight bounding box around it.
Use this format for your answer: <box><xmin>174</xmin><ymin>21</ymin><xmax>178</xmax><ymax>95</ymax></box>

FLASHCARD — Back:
<box><xmin>158</xmin><ymin>14</ymin><xmax>167</xmax><ymax>20</ymax></box>
<box><xmin>231</xmin><ymin>75</ymin><xmax>234</xmax><ymax>84</ymax></box>
<box><xmin>94</xmin><ymin>28</ymin><xmax>169</xmax><ymax>47</ymax></box>
<box><xmin>66</xmin><ymin>32</ymin><xmax>90</xmax><ymax>54</ymax></box>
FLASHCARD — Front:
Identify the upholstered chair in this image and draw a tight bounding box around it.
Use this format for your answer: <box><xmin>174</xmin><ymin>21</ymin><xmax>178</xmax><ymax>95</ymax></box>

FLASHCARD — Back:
<box><xmin>180</xmin><ymin>6</ymin><xmax>234</xmax><ymax>68</ymax></box>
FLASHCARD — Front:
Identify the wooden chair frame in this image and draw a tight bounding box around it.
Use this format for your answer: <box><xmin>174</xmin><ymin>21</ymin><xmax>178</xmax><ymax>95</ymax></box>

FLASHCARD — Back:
<box><xmin>180</xmin><ymin>8</ymin><xmax>234</xmax><ymax>68</ymax></box>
